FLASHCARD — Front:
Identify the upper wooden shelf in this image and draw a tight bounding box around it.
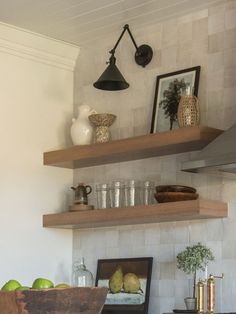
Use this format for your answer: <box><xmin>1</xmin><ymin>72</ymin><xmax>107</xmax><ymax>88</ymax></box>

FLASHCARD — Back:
<box><xmin>43</xmin><ymin>126</ymin><xmax>222</xmax><ymax>169</ymax></box>
<box><xmin>43</xmin><ymin>199</ymin><xmax>227</xmax><ymax>229</ymax></box>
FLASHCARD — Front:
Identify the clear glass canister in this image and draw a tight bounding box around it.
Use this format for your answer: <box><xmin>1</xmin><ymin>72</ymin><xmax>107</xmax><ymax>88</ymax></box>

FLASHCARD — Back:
<box><xmin>124</xmin><ymin>180</ymin><xmax>141</xmax><ymax>207</ymax></box>
<box><xmin>110</xmin><ymin>181</ymin><xmax>124</xmax><ymax>208</ymax></box>
<box><xmin>72</xmin><ymin>258</ymin><xmax>94</xmax><ymax>287</ymax></box>
<box><xmin>96</xmin><ymin>183</ymin><xmax>111</xmax><ymax>209</ymax></box>
<box><xmin>141</xmin><ymin>181</ymin><xmax>155</xmax><ymax>205</ymax></box>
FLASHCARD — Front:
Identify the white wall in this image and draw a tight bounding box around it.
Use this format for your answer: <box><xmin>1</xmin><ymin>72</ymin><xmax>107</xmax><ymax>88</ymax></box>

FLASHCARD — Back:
<box><xmin>73</xmin><ymin>1</ymin><xmax>236</xmax><ymax>313</ymax></box>
<box><xmin>0</xmin><ymin>23</ymin><xmax>79</xmax><ymax>287</ymax></box>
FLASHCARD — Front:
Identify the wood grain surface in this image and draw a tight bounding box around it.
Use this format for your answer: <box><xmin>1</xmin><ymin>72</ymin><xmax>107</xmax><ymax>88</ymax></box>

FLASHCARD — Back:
<box><xmin>43</xmin><ymin>199</ymin><xmax>228</xmax><ymax>230</ymax></box>
<box><xmin>43</xmin><ymin>126</ymin><xmax>222</xmax><ymax>169</ymax></box>
<box><xmin>0</xmin><ymin>287</ymin><xmax>107</xmax><ymax>314</ymax></box>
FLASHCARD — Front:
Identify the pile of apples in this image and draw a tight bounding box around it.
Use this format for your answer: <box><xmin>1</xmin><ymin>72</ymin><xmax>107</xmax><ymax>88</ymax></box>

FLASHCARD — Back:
<box><xmin>1</xmin><ymin>278</ymin><xmax>70</xmax><ymax>291</ymax></box>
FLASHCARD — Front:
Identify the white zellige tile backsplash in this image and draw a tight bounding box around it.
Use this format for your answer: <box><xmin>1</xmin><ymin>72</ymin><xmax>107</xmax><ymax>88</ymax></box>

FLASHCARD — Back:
<box><xmin>73</xmin><ymin>1</ymin><xmax>236</xmax><ymax>313</ymax></box>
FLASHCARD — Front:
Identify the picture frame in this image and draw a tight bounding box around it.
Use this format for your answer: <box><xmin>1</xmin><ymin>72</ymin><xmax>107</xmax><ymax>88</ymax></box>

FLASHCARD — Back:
<box><xmin>150</xmin><ymin>66</ymin><xmax>201</xmax><ymax>133</ymax></box>
<box><xmin>95</xmin><ymin>257</ymin><xmax>153</xmax><ymax>314</ymax></box>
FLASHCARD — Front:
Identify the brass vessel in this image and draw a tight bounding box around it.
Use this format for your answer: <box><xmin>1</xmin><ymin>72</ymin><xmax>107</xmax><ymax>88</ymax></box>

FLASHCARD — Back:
<box><xmin>207</xmin><ymin>273</ymin><xmax>224</xmax><ymax>314</ymax></box>
<box><xmin>197</xmin><ymin>279</ymin><xmax>205</xmax><ymax>313</ymax></box>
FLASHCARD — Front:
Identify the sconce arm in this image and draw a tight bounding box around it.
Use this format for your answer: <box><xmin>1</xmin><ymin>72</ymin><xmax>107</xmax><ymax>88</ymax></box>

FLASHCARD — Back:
<box><xmin>108</xmin><ymin>24</ymin><xmax>153</xmax><ymax>68</ymax></box>
<box><xmin>109</xmin><ymin>24</ymin><xmax>138</xmax><ymax>56</ymax></box>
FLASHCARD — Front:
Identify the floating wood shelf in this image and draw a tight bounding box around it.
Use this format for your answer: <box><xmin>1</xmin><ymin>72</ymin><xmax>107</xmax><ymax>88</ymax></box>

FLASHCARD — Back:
<box><xmin>43</xmin><ymin>199</ymin><xmax>228</xmax><ymax>229</ymax></box>
<box><xmin>43</xmin><ymin>126</ymin><xmax>222</xmax><ymax>169</ymax></box>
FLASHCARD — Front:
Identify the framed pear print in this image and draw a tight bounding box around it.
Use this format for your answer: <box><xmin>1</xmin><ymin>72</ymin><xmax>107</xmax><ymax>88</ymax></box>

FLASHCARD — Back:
<box><xmin>95</xmin><ymin>257</ymin><xmax>153</xmax><ymax>314</ymax></box>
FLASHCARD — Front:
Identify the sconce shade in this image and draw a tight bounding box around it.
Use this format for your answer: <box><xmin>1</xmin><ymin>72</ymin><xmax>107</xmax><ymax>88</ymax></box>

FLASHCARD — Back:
<box><xmin>93</xmin><ymin>24</ymin><xmax>153</xmax><ymax>91</ymax></box>
<box><xmin>93</xmin><ymin>56</ymin><xmax>129</xmax><ymax>91</ymax></box>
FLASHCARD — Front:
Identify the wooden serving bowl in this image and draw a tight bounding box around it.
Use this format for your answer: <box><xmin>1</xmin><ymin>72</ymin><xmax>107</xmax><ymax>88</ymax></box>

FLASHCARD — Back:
<box><xmin>155</xmin><ymin>185</ymin><xmax>196</xmax><ymax>194</ymax></box>
<box><xmin>155</xmin><ymin>192</ymin><xmax>199</xmax><ymax>203</ymax></box>
<box><xmin>0</xmin><ymin>287</ymin><xmax>107</xmax><ymax>314</ymax></box>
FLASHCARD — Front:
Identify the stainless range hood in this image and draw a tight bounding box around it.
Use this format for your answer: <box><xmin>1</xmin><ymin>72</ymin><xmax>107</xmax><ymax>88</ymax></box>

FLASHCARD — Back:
<box><xmin>182</xmin><ymin>123</ymin><xmax>236</xmax><ymax>178</ymax></box>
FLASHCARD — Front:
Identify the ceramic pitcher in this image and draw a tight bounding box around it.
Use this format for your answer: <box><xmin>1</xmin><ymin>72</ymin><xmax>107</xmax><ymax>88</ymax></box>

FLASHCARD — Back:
<box><xmin>71</xmin><ymin>183</ymin><xmax>92</xmax><ymax>205</ymax></box>
<box><xmin>70</xmin><ymin>104</ymin><xmax>97</xmax><ymax>145</ymax></box>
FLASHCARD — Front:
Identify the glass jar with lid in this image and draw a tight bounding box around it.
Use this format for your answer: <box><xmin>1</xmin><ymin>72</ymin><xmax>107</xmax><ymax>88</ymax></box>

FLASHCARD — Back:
<box><xmin>72</xmin><ymin>257</ymin><xmax>94</xmax><ymax>287</ymax></box>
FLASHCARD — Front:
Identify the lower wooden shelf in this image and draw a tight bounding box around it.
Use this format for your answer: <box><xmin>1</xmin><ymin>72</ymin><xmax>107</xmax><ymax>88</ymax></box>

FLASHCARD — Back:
<box><xmin>43</xmin><ymin>199</ymin><xmax>228</xmax><ymax>229</ymax></box>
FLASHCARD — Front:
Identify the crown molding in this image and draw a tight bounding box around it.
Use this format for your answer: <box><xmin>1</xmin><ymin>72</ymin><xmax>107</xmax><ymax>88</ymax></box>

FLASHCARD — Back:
<box><xmin>0</xmin><ymin>22</ymin><xmax>80</xmax><ymax>71</ymax></box>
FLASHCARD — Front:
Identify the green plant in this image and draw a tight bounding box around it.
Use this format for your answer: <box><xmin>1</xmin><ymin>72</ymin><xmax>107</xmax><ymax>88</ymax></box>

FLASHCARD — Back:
<box><xmin>176</xmin><ymin>242</ymin><xmax>214</xmax><ymax>298</ymax></box>
<box><xmin>159</xmin><ymin>78</ymin><xmax>186</xmax><ymax>130</ymax></box>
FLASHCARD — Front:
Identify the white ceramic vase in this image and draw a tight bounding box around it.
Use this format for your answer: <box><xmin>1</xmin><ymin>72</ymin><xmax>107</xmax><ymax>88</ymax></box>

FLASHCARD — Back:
<box><xmin>70</xmin><ymin>105</ymin><xmax>97</xmax><ymax>145</ymax></box>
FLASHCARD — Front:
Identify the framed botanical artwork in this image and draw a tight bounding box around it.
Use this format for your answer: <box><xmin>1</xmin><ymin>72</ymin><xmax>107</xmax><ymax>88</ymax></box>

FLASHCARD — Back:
<box><xmin>95</xmin><ymin>257</ymin><xmax>153</xmax><ymax>314</ymax></box>
<box><xmin>150</xmin><ymin>66</ymin><xmax>201</xmax><ymax>133</ymax></box>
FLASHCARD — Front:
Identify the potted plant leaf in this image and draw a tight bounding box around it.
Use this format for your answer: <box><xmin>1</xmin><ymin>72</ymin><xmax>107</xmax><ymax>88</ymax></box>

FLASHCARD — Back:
<box><xmin>176</xmin><ymin>242</ymin><xmax>214</xmax><ymax>310</ymax></box>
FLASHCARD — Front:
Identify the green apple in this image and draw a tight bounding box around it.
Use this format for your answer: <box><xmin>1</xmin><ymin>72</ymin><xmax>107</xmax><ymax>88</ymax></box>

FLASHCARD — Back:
<box><xmin>1</xmin><ymin>279</ymin><xmax>21</xmax><ymax>291</ymax></box>
<box><xmin>55</xmin><ymin>283</ymin><xmax>70</xmax><ymax>288</ymax></box>
<box><xmin>15</xmin><ymin>286</ymin><xmax>30</xmax><ymax>291</ymax></box>
<box><xmin>32</xmin><ymin>278</ymin><xmax>54</xmax><ymax>289</ymax></box>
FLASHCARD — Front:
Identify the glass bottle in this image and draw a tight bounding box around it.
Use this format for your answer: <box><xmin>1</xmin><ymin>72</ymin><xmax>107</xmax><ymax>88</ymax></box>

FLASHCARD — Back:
<box><xmin>72</xmin><ymin>258</ymin><xmax>94</xmax><ymax>287</ymax></box>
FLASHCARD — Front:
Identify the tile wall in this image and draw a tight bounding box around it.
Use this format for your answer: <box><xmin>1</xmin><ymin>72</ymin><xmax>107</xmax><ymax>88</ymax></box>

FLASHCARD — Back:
<box><xmin>73</xmin><ymin>1</ymin><xmax>236</xmax><ymax>313</ymax></box>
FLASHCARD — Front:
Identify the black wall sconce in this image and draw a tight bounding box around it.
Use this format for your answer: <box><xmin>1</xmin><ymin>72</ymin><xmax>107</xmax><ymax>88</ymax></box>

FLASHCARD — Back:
<box><xmin>93</xmin><ymin>24</ymin><xmax>153</xmax><ymax>91</ymax></box>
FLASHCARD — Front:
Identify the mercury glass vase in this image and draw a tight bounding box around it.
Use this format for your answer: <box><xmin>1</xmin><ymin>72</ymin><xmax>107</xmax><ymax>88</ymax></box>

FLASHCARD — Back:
<box><xmin>178</xmin><ymin>95</ymin><xmax>200</xmax><ymax>127</ymax></box>
<box><xmin>177</xmin><ymin>84</ymin><xmax>200</xmax><ymax>127</ymax></box>
<box><xmin>88</xmin><ymin>113</ymin><xmax>116</xmax><ymax>143</ymax></box>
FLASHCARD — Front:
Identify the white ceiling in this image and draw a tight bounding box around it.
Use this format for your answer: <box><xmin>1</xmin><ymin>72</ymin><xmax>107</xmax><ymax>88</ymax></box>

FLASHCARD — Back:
<box><xmin>0</xmin><ymin>0</ymin><xmax>220</xmax><ymax>45</ymax></box>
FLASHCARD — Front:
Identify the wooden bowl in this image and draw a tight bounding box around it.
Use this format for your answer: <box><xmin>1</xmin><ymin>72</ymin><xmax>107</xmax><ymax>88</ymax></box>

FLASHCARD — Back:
<box><xmin>154</xmin><ymin>192</ymin><xmax>199</xmax><ymax>203</ymax></box>
<box><xmin>0</xmin><ymin>287</ymin><xmax>107</xmax><ymax>314</ymax></box>
<box><xmin>155</xmin><ymin>185</ymin><xmax>196</xmax><ymax>194</ymax></box>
